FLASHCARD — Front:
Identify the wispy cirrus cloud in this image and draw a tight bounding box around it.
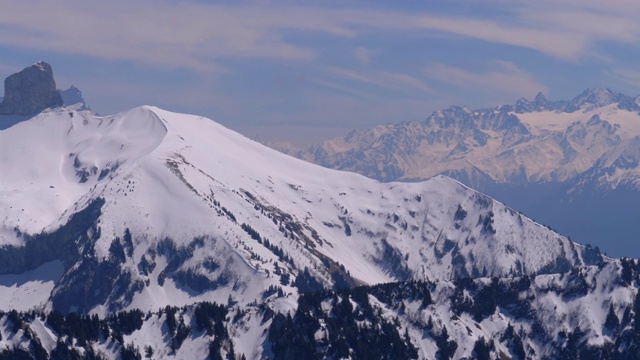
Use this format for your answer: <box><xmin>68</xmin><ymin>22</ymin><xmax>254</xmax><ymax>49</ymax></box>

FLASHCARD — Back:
<box><xmin>2</xmin><ymin>1</ymin><xmax>639</xmax><ymax>73</ymax></box>
<box><xmin>328</xmin><ymin>67</ymin><xmax>432</xmax><ymax>94</ymax></box>
<box><xmin>2</xmin><ymin>0</ymin><xmax>638</xmax><ymax>140</ymax></box>
<box><xmin>353</xmin><ymin>47</ymin><xmax>374</xmax><ymax>66</ymax></box>
<box><xmin>306</xmin><ymin>77</ymin><xmax>371</xmax><ymax>99</ymax></box>
<box><xmin>424</xmin><ymin>61</ymin><xmax>547</xmax><ymax>101</ymax></box>
<box><xmin>610</xmin><ymin>69</ymin><xmax>640</xmax><ymax>89</ymax></box>
<box><xmin>0</xmin><ymin>1</ymin><xmax>326</xmax><ymax>72</ymax></box>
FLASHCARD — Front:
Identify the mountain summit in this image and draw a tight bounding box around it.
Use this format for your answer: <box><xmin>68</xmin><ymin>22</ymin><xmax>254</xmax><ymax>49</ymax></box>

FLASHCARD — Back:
<box><xmin>0</xmin><ymin>61</ymin><xmax>63</xmax><ymax>115</ymax></box>
<box><xmin>0</xmin><ymin>104</ymin><xmax>601</xmax><ymax>315</ymax></box>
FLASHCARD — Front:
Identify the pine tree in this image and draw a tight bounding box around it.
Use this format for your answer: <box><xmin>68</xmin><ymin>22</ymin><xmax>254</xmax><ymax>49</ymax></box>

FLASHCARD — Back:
<box><xmin>472</xmin><ymin>337</ymin><xmax>491</xmax><ymax>360</ymax></box>
<box><xmin>140</xmin><ymin>345</ymin><xmax>151</xmax><ymax>358</ymax></box>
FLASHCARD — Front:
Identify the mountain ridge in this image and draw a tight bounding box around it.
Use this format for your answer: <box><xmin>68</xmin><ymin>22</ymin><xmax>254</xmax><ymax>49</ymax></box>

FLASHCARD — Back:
<box><xmin>0</xmin><ymin>104</ymin><xmax>604</xmax><ymax>316</ymax></box>
<box><xmin>270</xmin><ymin>88</ymin><xmax>640</xmax><ymax>257</ymax></box>
<box><xmin>1</xmin><ymin>258</ymin><xmax>640</xmax><ymax>359</ymax></box>
<box><xmin>1</xmin><ymin>63</ymin><xmax>638</xmax><ymax>359</ymax></box>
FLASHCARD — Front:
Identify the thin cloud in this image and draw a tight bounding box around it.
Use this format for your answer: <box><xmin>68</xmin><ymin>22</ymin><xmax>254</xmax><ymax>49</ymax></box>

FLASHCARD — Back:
<box><xmin>1</xmin><ymin>1</ymin><xmax>638</xmax><ymax>72</ymax></box>
<box><xmin>307</xmin><ymin>77</ymin><xmax>371</xmax><ymax>99</ymax></box>
<box><xmin>525</xmin><ymin>11</ymin><xmax>637</xmax><ymax>42</ymax></box>
<box><xmin>328</xmin><ymin>67</ymin><xmax>432</xmax><ymax>94</ymax></box>
<box><xmin>379</xmin><ymin>71</ymin><xmax>432</xmax><ymax>93</ymax></box>
<box><xmin>411</xmin><ymin>16</ymin><xmax>585</xmax><ymax>60</ymax></box>
<box><xmin>328</xmin><ymin>67</ymin><xmax>380</xmax><ymax>86</ymax></box>
<box><xmin>353</xmin><ymin>47</ymin><xmax>373</xmax><ymax>66</ymax></box>
<box><xmin>0</xmin><ymin>1</ymin><xmax>321</xmax><ymax>72</ymax></box>
<box><xmin>424</xmin><ymin>61</ymin><xmax>547</xmax><ymax>101</ymax></box>
<box><xmin>610</xmin><ymin>69</ymin><xmax>640</xmax><ymax>89</ymax></box>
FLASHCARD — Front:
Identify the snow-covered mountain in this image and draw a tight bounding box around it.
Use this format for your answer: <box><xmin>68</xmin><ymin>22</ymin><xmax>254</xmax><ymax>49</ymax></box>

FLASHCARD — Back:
<box><xmin>2</xmin><ymin>62</ymin><xmax>637</xmax><ymax>359</ymax></box>
<box><xmin>0</xmin><ymin>104</ymin><xmax>603</xmax><ymax>316</ymax></box>
<box><xmin>272</xmin><ymin>89</ymin><xmax>640</xmax><ymax>257</ymax></box>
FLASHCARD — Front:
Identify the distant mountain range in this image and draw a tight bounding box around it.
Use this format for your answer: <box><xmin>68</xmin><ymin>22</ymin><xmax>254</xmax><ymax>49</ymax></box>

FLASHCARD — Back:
<box><xmin>2</xmin><ymin>62</ymin><xmax>640</xmax><ymax>359</ymax></box>
<box><xmin>271</xmin><ymin>88</ymin><xmax>640</xmax><ymax>257</ymax></box>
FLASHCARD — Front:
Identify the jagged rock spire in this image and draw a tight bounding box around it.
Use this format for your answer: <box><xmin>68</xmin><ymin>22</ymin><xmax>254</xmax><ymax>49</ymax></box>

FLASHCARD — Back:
<box><xmin>0</xmin><ymin>61</ymin><xmax>63</xmax><ymax>115</ymax></box>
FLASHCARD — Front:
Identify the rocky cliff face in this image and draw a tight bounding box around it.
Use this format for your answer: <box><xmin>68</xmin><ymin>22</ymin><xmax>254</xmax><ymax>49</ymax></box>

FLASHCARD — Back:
<box><xmin>0</xmin><ymin>61</ymin><xmax>63</xmax><ymax>115</ymax></box>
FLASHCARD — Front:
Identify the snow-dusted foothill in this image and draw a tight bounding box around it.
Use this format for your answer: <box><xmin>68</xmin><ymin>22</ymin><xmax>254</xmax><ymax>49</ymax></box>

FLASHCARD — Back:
<box><xmin>1</xmin><ymin>258</ymin><xmax>640</xmax><ymax>359</ymax></box>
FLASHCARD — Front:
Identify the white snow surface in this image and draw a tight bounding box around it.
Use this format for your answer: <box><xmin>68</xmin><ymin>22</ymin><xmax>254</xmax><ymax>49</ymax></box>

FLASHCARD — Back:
<box><xmin>0</xmin><ymin>261</ymin><xmax>63</xmax><ymax>311</ymax></box>
<box><xmin>0</xmin><ymin>106</ymin><xmax>600</xmax><ymax>314</ymax></box>
<box><xmin>0</xmin><ymin>107</ymin><xmax>166</xmax><ymax>236</ymax></box>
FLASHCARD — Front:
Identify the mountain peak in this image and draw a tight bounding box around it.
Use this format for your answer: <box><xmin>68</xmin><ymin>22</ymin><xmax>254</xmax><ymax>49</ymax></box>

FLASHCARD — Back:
<box><xmin>0</xmin><ymin>61</ymin><xmax>63</xmax><ymax>115</ymax></box>
<box><xmin>566</xmin><ymin>87</ymin><xmax>619</xmax><ymax>111</ymax></box>
<box><xmin>513</xmin><ymin>91</ymin><xmax>550</xmax><ymax>112</ymax></box>
<box><xmin>582</xmin><ymin>87</ymin><xmax>614</xmax><ymax>98</ymax></box>
<box><xmin>533</xmin><ymin>91</ymin><xmax>547</xmax><ymax>104</ymax></box>
<box><xmin>60</xmin><ymin>85</ymin><xmax>91</xmax><ymax>112</ymax></box>
<box><xmin>33</xmin><ymin>60</ymin><xmax>49</xmax><ymax>71</ymax></box>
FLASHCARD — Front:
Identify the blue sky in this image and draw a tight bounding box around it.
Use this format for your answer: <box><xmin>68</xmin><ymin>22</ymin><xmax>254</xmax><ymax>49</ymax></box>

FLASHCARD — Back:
<box><xmin>2</xmin><ymin>0</ymin><xmax>640</xmax><ymax>144</ymax></box>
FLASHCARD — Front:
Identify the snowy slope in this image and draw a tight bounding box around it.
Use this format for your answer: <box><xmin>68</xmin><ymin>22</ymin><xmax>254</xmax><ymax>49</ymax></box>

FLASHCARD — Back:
<box><xmin>0</xmin><ymin>106</ymin><xmax>603</xmax><ymax>314</ymax></box>
<box><xmin>266</xmin><ymin>258</ymin><xmax>640</xmax><ymax>359</ymax></box>
<box><xmin>1</xmin><ymin>258</ymin><xmax>639</xmax><ymax>359</ymax></box>
<box><xmin>270</xmin><ymin>88</ymin><xmax>640</xmax><ymax>258</ymax></box>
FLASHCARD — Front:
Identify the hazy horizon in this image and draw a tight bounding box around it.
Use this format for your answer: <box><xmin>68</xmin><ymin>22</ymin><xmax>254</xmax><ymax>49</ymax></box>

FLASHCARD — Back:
<box><xmin>2</xmin><ymin>1</ymin><xmax>640</xmax><ymax>144</ymax></box>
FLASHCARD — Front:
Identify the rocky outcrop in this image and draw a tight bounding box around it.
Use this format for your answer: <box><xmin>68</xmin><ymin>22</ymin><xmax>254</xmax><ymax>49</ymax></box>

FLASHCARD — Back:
<box><xmin>0</xmin><ymin>61</ymin><xmax>63</xmax><ymax>115</ymax></box>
